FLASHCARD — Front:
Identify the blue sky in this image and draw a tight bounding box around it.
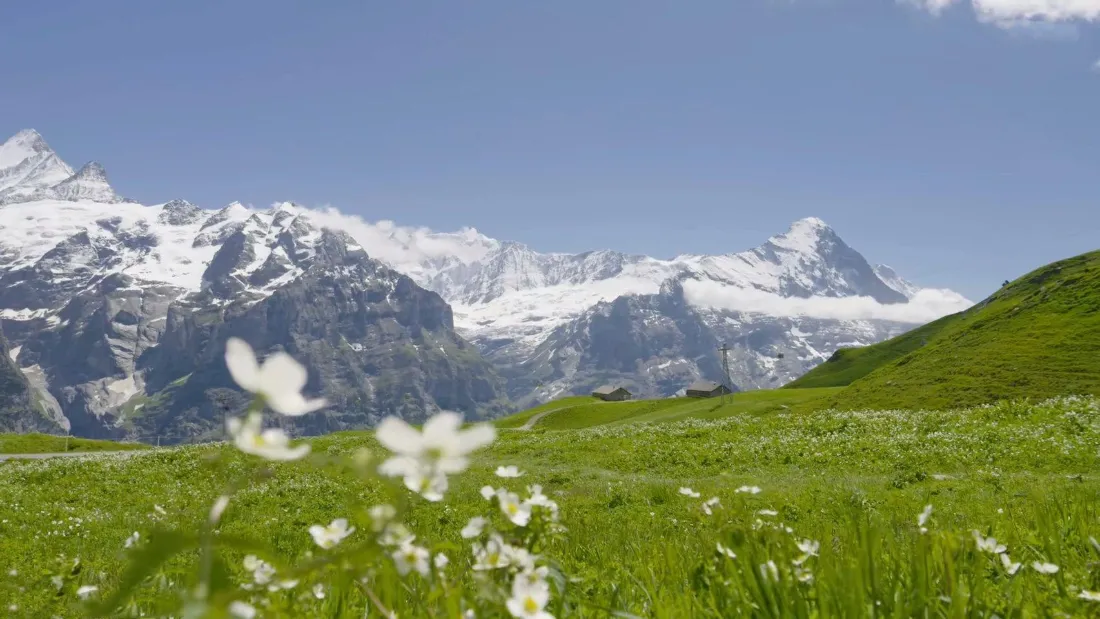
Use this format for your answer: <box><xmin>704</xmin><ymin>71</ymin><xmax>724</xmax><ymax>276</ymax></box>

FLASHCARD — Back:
<box><xmin>2</xmin><ymin>0</ymin><xmax>1099</xmax><ymax>301</ymax></box>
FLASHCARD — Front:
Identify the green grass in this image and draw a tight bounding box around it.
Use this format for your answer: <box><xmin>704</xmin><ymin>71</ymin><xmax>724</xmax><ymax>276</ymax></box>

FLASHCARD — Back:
<box><xmin>783</xmin><ymin>315</ymin><xmax>958</xmax><ymax>389</ymax></box>
<box><xmin>497</xmin><ymin>387</ymin><xmax>843</xmax><ymax>430</ymax></box>
<box><xmin>3</xmin><ymin>397</ymin><xmax>1100</xmax><ymax>617</ymax></box>
<box><xmin>829</xmin><ymin>250</ymin><xmax>1100</xmax><ymax>411</ymax></box>
<box><xmin>493</xmin><ymin>395</ymin><xmax>598</xmax><ymax>428</ymax></box>
<box><xmin>0</xmin><ymin>433</ymin><xmax>150</xmax><ymax>454</ymax></box>
<box><xmin>784</xmin><ymin>249</ymin><xmax>1100</xmax><ymax>412</ymax></box>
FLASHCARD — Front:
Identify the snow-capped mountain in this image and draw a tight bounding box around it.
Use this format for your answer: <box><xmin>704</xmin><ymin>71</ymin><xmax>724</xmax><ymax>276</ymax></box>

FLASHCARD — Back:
<box><xmin>0</xmin><ymin>129</ymin><xmax>74</xmax><ymax>203</ymax></box>
<box><xmin>0</xmin><ymin>130</ymin><xmax>508</xmax><ymax>439</ymax></box>
<box><xmin>317</xmin><ymin>211</ymin><xmax>970</xmax><ymax>403</ymax></box>
<box><xmin>0</xmin><ymin>128</ymin><xmax>972</xmax><ymax>435</ymax></box>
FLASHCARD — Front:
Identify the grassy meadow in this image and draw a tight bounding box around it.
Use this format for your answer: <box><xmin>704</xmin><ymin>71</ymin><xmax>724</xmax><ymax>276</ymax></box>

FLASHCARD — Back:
<box><xmin>0</xmin><ymin>433</ymin><xmax>150</xmax><ymax>454</ymax></box>
<box><xmin>3</xmin><ymin>395</ymin><xmax>1100</xmax><ymax>617</ymax></box>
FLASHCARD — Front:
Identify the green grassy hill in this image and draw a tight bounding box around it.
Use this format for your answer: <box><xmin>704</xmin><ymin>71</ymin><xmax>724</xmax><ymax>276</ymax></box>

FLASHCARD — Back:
<box><xmin>495</xmin><ymin>387</ymin><xmax>842</xmax><ymax>430</ymax></box>
<box><xmin>797</xmin><ymin>250</ymin><xmax>1100</xmax><ymax>410</ymax></box>
<box><xmin>783</xmin><ymin>314</ymin><xmax>958</xmax><ymax>389</ymax></box>
<box><xmin>0</xmin><ymin>433</ymin><xmax>151</xmax><ymax>454</ymax></box>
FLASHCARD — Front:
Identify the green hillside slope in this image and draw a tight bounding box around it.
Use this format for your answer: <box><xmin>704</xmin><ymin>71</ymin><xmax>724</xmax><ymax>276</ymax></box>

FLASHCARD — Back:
<box><xmin>785</xmin><ymin>314</ymin><xmax>958</xmax><ymax>389</ymax></box>
<box><xmin>822</xmin><ymin>250</ymin><xmax>1100</xmax><ymax>410</ymax></box>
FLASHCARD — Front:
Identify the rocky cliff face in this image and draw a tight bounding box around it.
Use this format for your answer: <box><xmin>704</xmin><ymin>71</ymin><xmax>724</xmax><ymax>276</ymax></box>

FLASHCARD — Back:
<box><xmin>0</xmin><ymin>325</ymin><xmax>61</xmax><ymax>433</ymax></box>
<box><xmin>0</xmin><ymin>130</ymin><xmax>510</xmax><ymax>441</ymax></box>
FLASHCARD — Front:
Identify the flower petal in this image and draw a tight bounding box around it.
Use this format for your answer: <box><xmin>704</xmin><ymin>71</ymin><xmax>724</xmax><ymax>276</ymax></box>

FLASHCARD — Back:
<box><xmin>457</xmin><ymin>423</ymin><xmax>497</xmax><ymax>454</ymax></box>
<box><xmin>267</xmin><ymin>391</ymin><xmax>327</xmax><ymax>416</ymax></box>
<box><xmin>376</xmin><ymin>417</ymin><xmax>424</xmax><ymax>455</ymax></box>
<box><xmin>225</xmin><ymin>338</ymin><xmax>262</xmax><ymax>392</ymax></box>
<box><xmin>260</xmin><ymin>352</ymin><xmax>309</xmax><ymax>394</ymax></box>
<box><xmin>422</xmin><ymin>411</ymin><xmax>463</xmax><ymax>444</ymax></box>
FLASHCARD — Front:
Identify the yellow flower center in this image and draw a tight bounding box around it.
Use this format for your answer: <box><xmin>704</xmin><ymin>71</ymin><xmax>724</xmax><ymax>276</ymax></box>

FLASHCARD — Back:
<box><xmin>523</xmin><ymin>596</ymin><xmax>538</xmax><ymax>613</ymax></box>
<box><xmin>506</xmin><ymin>503</ymin><xmax>518</xmax><ymax>515</ymax></box>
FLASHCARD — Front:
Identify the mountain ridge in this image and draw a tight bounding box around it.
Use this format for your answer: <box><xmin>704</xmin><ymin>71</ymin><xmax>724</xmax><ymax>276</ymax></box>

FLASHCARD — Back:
<box><xmin>0</xmin><ymin>128</ymin><xmax>972</xmax><ymax>433</ymax></box>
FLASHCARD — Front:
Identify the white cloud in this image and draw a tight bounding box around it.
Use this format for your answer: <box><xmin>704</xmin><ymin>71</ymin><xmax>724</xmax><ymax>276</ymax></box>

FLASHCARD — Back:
<box><xmin>906</xmin><ymin>0</ymin><xmax>1100</xmax><ymax>28</ymax></box>
<box><xmin>304</xmin><ymin>206</ymin><xmax>498</xmax><ymax>277</ymax></box>
<box><xmin>682</xmin><ymin>279</ymin><xmax>973</xmax><ymax>324</ymax></box>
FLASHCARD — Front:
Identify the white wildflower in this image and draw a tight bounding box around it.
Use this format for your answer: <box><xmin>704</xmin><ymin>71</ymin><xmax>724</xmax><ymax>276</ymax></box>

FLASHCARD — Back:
<box><xmin>313</xmin><ymin>583</ymin><xmax>326</xmax><ymax>599</ymax></box>
<box><xmin>309</xmin><ymin>518</ymin><xmax>355</xmax><ymax>549</ymax></box>
<box><xmin>496</xmin><ymin>465</ymin><xmax>524</xmax><ymax>478</ymax></box>
<box><xmin>498</xmin><ymin>490</ymin><xmax>533</xmax><ymax>527</ymax></box>
<box><xmin>378</xmin><ymin>522</ymin><xmax>415</xmax><ymax>547</ymax></box>
<box><xmin>506</xmin><ymin>570</ymin><xmax>553</xmax><ymax>619</ymax></box>
<box><xmin>76</xmin><ymin>585</ymin><xmax>98</xmax><ymax>599</ymax></box>
<box><xmin>972</xmin><ymin>531</ymin><xmax>1006</xmax><ymax>554</ymax></box>
<box><xmin>1000</xmin><ymin>553</ymin><xmax>1021</xmax><ymax>575</ymax></box>
<box><xmin>716</xmin><ymin>542</ymin><xmax>736</xmax><ymax>559</ymax></box>
<box><xmin>461</xmin><ymin>516</ymin><xmax>487</xmax><ymax>539</ymax></box>
<box><xmin>123</xmin><ymin>531</ymin><xmax>140</xmax><ymax>549</ymax></box>
<box><xmin>793</xmin><ymin>565</ymin><xmax>814</xmax><ymax>584</ymax></box>
<box><xmin>368</xmin><ymin>504</ymin><xmax>396</xmax><ymax>532</ymax></box>
<box><xmin>760</xmin><ymin>560</ymin><xmax>779</xmax><ymax>581</ymax></box>
<box><xmin>757</xmin><ymin>509</ymin><xmax>778</xmax><ymax>517</ymax></box>
<box><xmin>392</xmin><ymin>540</ymin><xmax>431</xmax><ymax>577</ymax></box>
<box><xmin>679</xmin><ymin>487</ymin><xmax>701</xmax><ymax>498</ymax></box>
<box><xmin>227</xmin><ymin>412</ymin><xmax>310</xmax><ymax>461</ymax></box>
<box><xmin>736</xmin><ymin>486</ymin><xmax>762</xmax><ymax>494</ymax></box>
<box><xmin>1032</xmin><ymin>561</ymin><xmax>1059</xmax><ymax>574</ymax></box>
<box><xmin>375</xmin><ymin>411</ymin><xmax>495</xmax><ymax>501</ymax></box>
<box><xmin>793</xmin><ymin>539</ymin><xmax>820</xmax><ymax>566</ymax></box>
<box><xmin>1079</xmin><ymin>590</ymin><xmax>1100</xmax><ymax>602</ymax></box>
<box><xmin>434</xmin><ymin>552</ymin><xmax>450</xmax><ymax>572</ymax></box>
<box><xmin>473</xmin><ymin>534</ymin><xmax>512</xmax><ymax>571</ymax></box>
<box><xmin>153</xmin><ymin>505</ymin><xmax>167</xmax><ymax>515</ymax></box>
<box><xmin>480</xmin><ymin>485</ymin><xmax>498</xmax><ymax>500</ymax></box>
<box><xmin>243</xmin><ymin>555</ymin><xmax>276</xmax><ymax>585</ymax></box>
<box><xmin>917</xmin><ymin>504</ymin><xmax>933</xmax><ymax>533</ymax></box>
<box><xmin>228</xmin><ymin>601</ymin><xmax>257</xmax><ymax>619</ymax></box>
<box><xmin>224</xmin><ymin>338</ymin><xmax>326</xmax><ymax>415</ymax></box>
<box><xmin>209</xmin><ymin>495</ymin><xmax>231</xmax><ymax>525</ymax></box>
<box><xmin>702</xmin><ymin>497</ymin><xmax>721</xmax><ymax>516</ymax></box>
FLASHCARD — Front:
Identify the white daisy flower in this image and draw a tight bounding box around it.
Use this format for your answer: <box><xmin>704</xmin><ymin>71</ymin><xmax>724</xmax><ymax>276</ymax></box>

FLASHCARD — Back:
<box><xmin>375</xmin><ymin>411</ymin><xmax>495</xmax><ymax>501</ymax></box>
<box><xmin>736</xmin><ymin>486</ymin><xmax>762</xmax><ymax>495</ymax></box>
<box><xmin>209</xmin><ymin>495</ymin><xmax>231</xmax><ymax>525</ymax></box>
<box><xmin>224</xmin><ymin>338</ymin><xmax>327</xmax><ymax>416</ymax></box>
<box><xmin>123</xmin><ymin>531</ymin><xmax>140</xmax><ymax>549</ymax></box>
<box><xmin>227</xmin><ymin>412</ymin><xmax>310</xmax><ymax>461</ymax></box>
<box><xmin>498</xmin><ymin>491</ymin><xmax>533</xmax><ymax>527</ymax></box>
<box><xmin>461</xmin><ymin>516</ymin><xmax>487</xmax><ymax>539</ymax></box>
<box><xmin>1000</xmin><ymin>553</ymin><xmax>1021</xmax><ymax>575</ymax></box>
<box><xmin>496</xmin><ymin>465</ymin><xmax>524</xmax><ymax>478</ymax></box>
<box><xmin>228</xmin><ymin>600</ymin><xmax>257</xmax><ymax>618</ymax></box>
<box><xmin>505</xmin><ymin>570</ymin><xmax>553</xmax><ymax>619</ymax></box>
<box><xmin>392</xmin><ymin>541</ymin><xmax>431</xmax><ymax>577</ymax></box>
<box><xmin>917</xmin><ymin>504</ymin><xmax>933</xmax><ymax>528</ymax></box>
<box><xmin>716</xmin><ymin>543</ymin><xmax>736</xmax><ymax>559</ymax></box>
<box><xmin>368</xmin><ymin>504</ymin><xmax>396</xmax><ymax>532</ymax></box>
<box><xmin>75</xmin><ymin>585</ymin><xmax>98</xmax><ymax>599</ymax></box>
<box><xmin>1032</xmin><ymin>561</ymin><xmax>1059</xmax><ymax>574</ymax></box>
<box><xmin>972</xmin><ymin>531</ymin><xmax>1006</xmax><ymax>554</ymax></box>
<box><xmin>702</xmin><ymin>497</ymin><xmax>721</xmax><ymax>516</ymax></box>
<box><xmin>434</xmin><ymin>552</ymin><xmax>450</xmax><ymax>572</ymax></box>
<box><xmin>473</xmin><ymin>535</ymin><xmax>512</xmax><ymax>571</ymax></box>
<box><xmin>679</xmin><ymin>487</ymin><xmax>701</xmax><ymax>498</ymax></box>
<box><xmin>312</xmin><ymin>583</ymin><xmax>326</xmax><ymax>599</ymax></box>
<box><xmin>309</xmin><ymin>518</ymin><xmax>355</xmax><ymax>549</ymax></box>
<box><xmin>1078</xmin><ymin>590</ymin><xmax>1100</xmax><ymax>602</ymax></box>
<box><xmin>481</xmin><ymin>485</ymin><xmax>498</xmax><ymax>500</ymax></box>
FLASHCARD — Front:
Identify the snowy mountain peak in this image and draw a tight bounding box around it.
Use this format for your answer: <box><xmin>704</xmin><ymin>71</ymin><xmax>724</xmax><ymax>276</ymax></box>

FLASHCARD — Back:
<box><xmin>765</xmin><ymin>216</ymin><xmax>837</xmax><ymax>254</ymax></box>
<box><xmin>0</xmin><ymin>129</ymin><xmax>75</xmax><ymax>204</ymax></box>
<box><xmin>3</xmin><ymin>129</ymin><xmax>49</xmax><ymax>152</ymax></box>
<box><xmin>72</xmin><ymin>161</ymin><xmax>109</xmax><ymax>182</ymax></box>
<box><xmin>33</xmin><ymin>160</ymin><xmax>126</xmax><ymax>204</ymax></box>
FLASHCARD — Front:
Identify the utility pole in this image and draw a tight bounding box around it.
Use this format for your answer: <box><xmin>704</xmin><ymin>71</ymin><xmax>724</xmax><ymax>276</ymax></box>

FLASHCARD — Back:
<box><xmin>717</xmin><ymin>343</ymin><xmax>732</xmax><ymax>405</ymax></box>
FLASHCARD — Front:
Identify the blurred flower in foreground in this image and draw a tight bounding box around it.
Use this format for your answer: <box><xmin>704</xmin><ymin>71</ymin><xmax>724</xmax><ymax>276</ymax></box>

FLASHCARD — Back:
<box><xmin>227</xmin><ymin>413</ymin><xmax>310</xmax><ymax>461</ymax></box>
<box><xmin>309</xmin><ymin>518</ymin><xmax>355</xmax><ymax>549</ymax></box>
<box><xmin>376</xmin><ymin>411</ymin><xmax>496</xmax><ymax>501</ymax></box>
<box><xmin>224</xmin><ymin>337</ymin><xmax>327</xmax><ymax>416</ymax></box>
